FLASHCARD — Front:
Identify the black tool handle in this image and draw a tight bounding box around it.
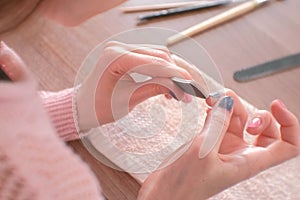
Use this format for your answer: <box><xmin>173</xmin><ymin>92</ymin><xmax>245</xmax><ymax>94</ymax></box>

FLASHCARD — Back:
<box><xmin>138</xmin><ymin>0</ymin><xmax>232</xmax><ymax>22</ymax></box>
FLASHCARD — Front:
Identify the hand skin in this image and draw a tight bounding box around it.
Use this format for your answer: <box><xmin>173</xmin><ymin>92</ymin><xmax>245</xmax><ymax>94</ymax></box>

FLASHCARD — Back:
<box><xmin>76</xmin><ymin>41</ymin><xmax>193</xmax><ymax>131</ymax></box>
<box><xmin>138</xmin><ymin>90</ymin><xmax>300</xmax><ymax>200</ymax></box>
<box><xmin>0</xmin><ymin>41</ymin><xmax>54</xmax><ymax>138</ymax></box>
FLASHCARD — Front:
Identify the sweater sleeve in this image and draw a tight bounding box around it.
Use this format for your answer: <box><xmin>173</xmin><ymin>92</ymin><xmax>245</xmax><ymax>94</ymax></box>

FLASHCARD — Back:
<box><xmin>39</xmin><ymin>88</ymin><xmax>80</xmax><ymax>141</ymax></box>
<box><xmin>0</xmin><ymin>86</ymin><xmax>104</xmax><ymax>200</ymax></box>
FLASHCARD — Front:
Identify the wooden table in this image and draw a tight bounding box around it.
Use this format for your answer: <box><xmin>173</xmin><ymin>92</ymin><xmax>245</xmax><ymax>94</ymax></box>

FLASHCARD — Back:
<box><xmin>1</xmin><ymin>0</ymin><xmax>300</xmax><ymax>199</ymax></box>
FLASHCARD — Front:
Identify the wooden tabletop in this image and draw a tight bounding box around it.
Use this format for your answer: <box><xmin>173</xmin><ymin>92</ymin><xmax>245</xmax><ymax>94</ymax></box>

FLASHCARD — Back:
<box><xmin>1</xmin><ymin>0</ymin><xmax>300</xmax><ymax>199</ymax></box>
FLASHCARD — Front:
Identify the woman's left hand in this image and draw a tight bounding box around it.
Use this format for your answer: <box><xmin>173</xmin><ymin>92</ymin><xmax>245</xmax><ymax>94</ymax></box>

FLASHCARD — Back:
<box><xmin>76</xmin><ymin>41</ymin><xmax>193</xmax><ymax>131</ymax></box>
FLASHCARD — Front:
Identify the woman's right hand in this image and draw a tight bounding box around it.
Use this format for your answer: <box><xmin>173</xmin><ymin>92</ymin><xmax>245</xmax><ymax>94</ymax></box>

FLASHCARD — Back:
<box><xmin>138</xmin><ymin>91</ymin><xmax>300</xmax><ymax>200</ymax></box>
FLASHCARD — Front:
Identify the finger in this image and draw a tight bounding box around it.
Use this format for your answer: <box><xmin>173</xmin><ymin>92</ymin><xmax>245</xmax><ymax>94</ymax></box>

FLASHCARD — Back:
<box><xmin>198</xmin><ymin>96</ymin><xmax>234</xmax><ymax>159</ymax></box>
<box><xmin>164</xmin><ymin>93</ymin><xmax>173</xmax><ymax>99</ymax></box>
<box><xmin>235</xmin><ymin>100</ymin><xmax>300</xmax><ymax>178</ymax></box>
<box><xmin>246</xmin><ymin>110</ymin><xmax>280</xmax><ymax>147</ymax></box>
<box><xmin>105</xmin><ymin>41</ymin><xmax>171</xmax><ymax>59</ymax></box>
<box><xmin>105</xmin><ymin>41</ymin><xmax>170</xmax><ymax>52</ymax></box>
<box><xmin>0</xmin><ymin>41</ymin><xmax>34</xmax><ymax>83</ymax></box>
<box><xmin>223</xmin><ymin>89</ymin><xmax>248</xmax><ymax>138</ymax></box>
<box><xmin>129</xmin><ymin>77</ymin><xmax>185</xmax><ymax>106</ymax></box>
<box><xmin>271</xmin><ymin>99</ymin><xmax>300</xmax><ymax>146</ymax></box>
<box><xmin>171</xmin><ymin>54</ymin><xmax>209</xmax><ymax>92</ymax></box>
<box><xmin>106</xmin><ymin>47</ymin><xmax>192</xmax><ymax>79</ymax></box>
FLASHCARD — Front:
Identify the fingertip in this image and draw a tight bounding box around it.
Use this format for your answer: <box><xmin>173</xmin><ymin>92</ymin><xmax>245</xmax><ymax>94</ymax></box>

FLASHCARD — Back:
<box><xmin>164</xmin><ymin>93</ymin><xmax>172</xmax><ymax>100</ymax></box>
<box><xmin>271</xmin><ymin>99</ymin><xmax>298</xmax><ymax>127</ymax></box>
<box><xmin>246</xmin><ymin>117</ymin><xmax>262</xmax><ymax>135</ymax></box>
<box><xmin>181</xmin><ymin>93</ymin><xmax>192</xmax><ymax>103</ymax></box>
<box><xmin>271</xmin><ymin>99</ymin><xmax>287</xmax><ymax>111</ymax></box>
<box><xmin>207</xmin><ymin>91</ymin><xmax>223</xmax><ymax>106</ymax></box>
<box><xmin>0</xmin><ymin>41</ymin><xmax>33</xmax><ymax>83</ymax></box>
<box><xmin>218</xmin><ymin>96</ymin><xmax>234</xmax><ymax>113</ymax></box>
<box><xmin>271</xmin><ymin>99</ymin><xmax>300</xmax><ymax>146</ymax></box>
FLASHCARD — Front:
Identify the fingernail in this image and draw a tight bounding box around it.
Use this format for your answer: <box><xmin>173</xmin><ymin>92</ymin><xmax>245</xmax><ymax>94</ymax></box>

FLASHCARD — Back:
<box><xmin>248</xmin><ymin>117</ymin><xmax>261</xmax><ymax>128</ymax></box>
<box><xmin>169</xmin><ymin>91</ymin><xmax>179</xmax><ymax>101</ymax></box>
<box><xmin>182</xmin><ymin>93</ymin><xmax>192</xmax><ymax>103</ymax></box>
<box><xmin>218</xmin><ymin>96</ymin><xmax>234</xmax><ymax>112</ymax></box>
<box><xmin>209</xmin><ymin>92</ymin><xmax>222</xmax><ymax>100</ymax></box>
<box><xmin>277</xmin><ymin>99</ymin><xmax>287</xmax><ymax>109</ymax></box>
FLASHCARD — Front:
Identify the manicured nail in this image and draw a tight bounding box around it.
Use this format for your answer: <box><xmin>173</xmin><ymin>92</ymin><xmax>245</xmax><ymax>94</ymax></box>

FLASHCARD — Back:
<box><xmin>182</xmin><ymin>93</ymin><xmax>192</xmax><ymax>103</ymax></box>
<box><xmin>248</xmin><ymin>117</ymin><xmax>261</xmax><ymax>128</ymax></box>
<box><xmin>209</xmin><ymin>92</ymin><xmax>222</xmax><ymax>100</ymax></box>
<box><xmin>169</xmin><ymin>91</ymin><xmax>179</xmax><ymax>101</ymax></box>
<box><xmin>218</xmin><ymin>96</ymin><xmax>234</xmax><ymax>112</ymax></box>
<box><xmin>277</xmin><ymin>99</ymin><xmax>287</xmax><ymax>109</ymax></box>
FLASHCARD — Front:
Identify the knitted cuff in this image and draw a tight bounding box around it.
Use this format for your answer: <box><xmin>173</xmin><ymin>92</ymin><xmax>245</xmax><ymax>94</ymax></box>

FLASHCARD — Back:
<box><xmin>39</xmin><ymin>88</ymin><xmax>80</xmax><ymax>141</ymax></box>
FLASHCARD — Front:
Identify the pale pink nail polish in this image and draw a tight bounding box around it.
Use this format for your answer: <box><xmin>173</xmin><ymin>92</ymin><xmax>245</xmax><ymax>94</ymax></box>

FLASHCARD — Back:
<box><xmin>248</xmin><ymin>117</ymin><xmax>261</xmax><ymax>128</ymax></box>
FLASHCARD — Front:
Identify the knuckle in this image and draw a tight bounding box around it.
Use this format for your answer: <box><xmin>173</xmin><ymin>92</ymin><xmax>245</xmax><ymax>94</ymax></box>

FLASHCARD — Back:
<box><xmin>150</xmin><ymin>56</ymin><xmax>168</xmax><ymax>66</ymax></box>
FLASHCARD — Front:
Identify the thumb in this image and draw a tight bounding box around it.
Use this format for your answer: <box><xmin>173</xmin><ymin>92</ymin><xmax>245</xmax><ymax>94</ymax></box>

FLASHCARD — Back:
<box><xmin>198</xmin><ymin>96</ymin><xmax>234</xmax><ymax>159</ymax></box>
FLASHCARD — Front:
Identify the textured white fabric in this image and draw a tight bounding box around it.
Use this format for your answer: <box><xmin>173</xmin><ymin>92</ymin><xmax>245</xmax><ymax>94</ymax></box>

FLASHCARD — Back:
<box><xmin>82</xmin><ymin>73</ymin><xmax>300</xmax><ymax>199</ymax></box>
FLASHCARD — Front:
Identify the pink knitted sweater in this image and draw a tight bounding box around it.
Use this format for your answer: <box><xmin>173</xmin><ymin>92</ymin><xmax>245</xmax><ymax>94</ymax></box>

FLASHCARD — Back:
<box><xmin>0</xmin><ymin>88</ymin><xmax>104</xmax><ymax>200</ymax></box>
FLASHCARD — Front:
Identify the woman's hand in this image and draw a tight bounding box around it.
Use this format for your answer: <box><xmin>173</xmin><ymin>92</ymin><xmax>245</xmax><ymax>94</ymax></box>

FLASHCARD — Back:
<box><xmin>76</xmin><ymin>41</ymin><xmax>193</xmax><ymax>131</ymax></box>
<box><xmin>0</xmin><ymin>41</ymin><xmax>55</xmax><ymax>137</ymax></box>
<box><xmin>138</xmin><ymin>91</ymin><xmax>300</xmax><ymax>200</ymax></box>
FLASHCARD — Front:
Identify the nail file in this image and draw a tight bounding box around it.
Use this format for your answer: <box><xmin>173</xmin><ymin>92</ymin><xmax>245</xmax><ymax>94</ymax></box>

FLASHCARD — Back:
<box><xmin>0</xmin><ymin>68</ymin><xmax>11</xmax><ymax>81</ymax></box>
<box><xmin>233</xmin><ymin>52</ymin><xmax>300</xmax><ymax>82</ymax></box>
<box><xmin>171</xmin><ymin>77</ymin><xmax>208</xmax><ymax>99</ymax></box>
<box><xmin>138</xmin><ymin>0</ymin><xmax>232</xmax><ymax>23</ymax></box>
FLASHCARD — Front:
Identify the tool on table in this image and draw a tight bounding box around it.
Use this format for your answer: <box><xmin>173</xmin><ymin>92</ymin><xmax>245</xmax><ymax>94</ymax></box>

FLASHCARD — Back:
<box><xmin>233</xmin><ymin>52</ymin><xmax>300</xmax><ymax>82</ymax></box>
<box><xmin>167</xmin><ymin>0</ymin><xmax>269</xmax><ymax>46</ymax></box>
<box><xmin>0</xmin><ymin>67</ymin><xmax>11</xmax><ymax>81</ymax></box>
<box><xmin>120</xmin><ymin>1</ymin><xmax>201</xmax><ymax>13</ymax></box>
<box><xmin>137</xmin><ymin>0</ymin><xmax>232</xmax><ymax>24</ymax></box>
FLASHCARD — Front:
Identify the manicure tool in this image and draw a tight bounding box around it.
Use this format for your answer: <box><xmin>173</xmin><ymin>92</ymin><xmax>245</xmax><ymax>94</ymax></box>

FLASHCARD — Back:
<box><xmin>167</xmin><ymin>0</ymin><xmax>269</xmax><ymax>46</ymax></box>
<box><xmin>120</xmin><ymin>1</ymin><xmax>201</xmax><ymax>13</ymax></box>
<box><xmin>137</xmin><ymin>0</ymin><xmax>233</xmax><ymax>24</ymax></box>
<box><xmin>130</xmin><ymin>73</ymin><xmax>209</xmax><ymax>99</ymax></box>
<box><xmin>233</xmin><ymin>52</ymin><xmax>300</xmax><ymax>82</ymax></box>
<box><xmin>171</xmin><ymin>77</ymin><xmax>209</xmax><ymax>99</ymax></box>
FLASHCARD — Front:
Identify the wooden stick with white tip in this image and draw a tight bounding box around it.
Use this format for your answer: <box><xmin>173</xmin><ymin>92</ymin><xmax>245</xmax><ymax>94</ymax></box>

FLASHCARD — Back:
<box><xmin>166</xmin><ymin>0</ymin><xmax>269</xmax><ymax>46</ymax></box>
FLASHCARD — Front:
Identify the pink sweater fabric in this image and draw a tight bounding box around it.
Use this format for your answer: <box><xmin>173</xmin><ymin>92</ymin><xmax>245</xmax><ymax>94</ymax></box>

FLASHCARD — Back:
<box><xmin>0</xmin><ymin>88</ymin><xmax>104</xmax><ymax>200</ymax></box>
